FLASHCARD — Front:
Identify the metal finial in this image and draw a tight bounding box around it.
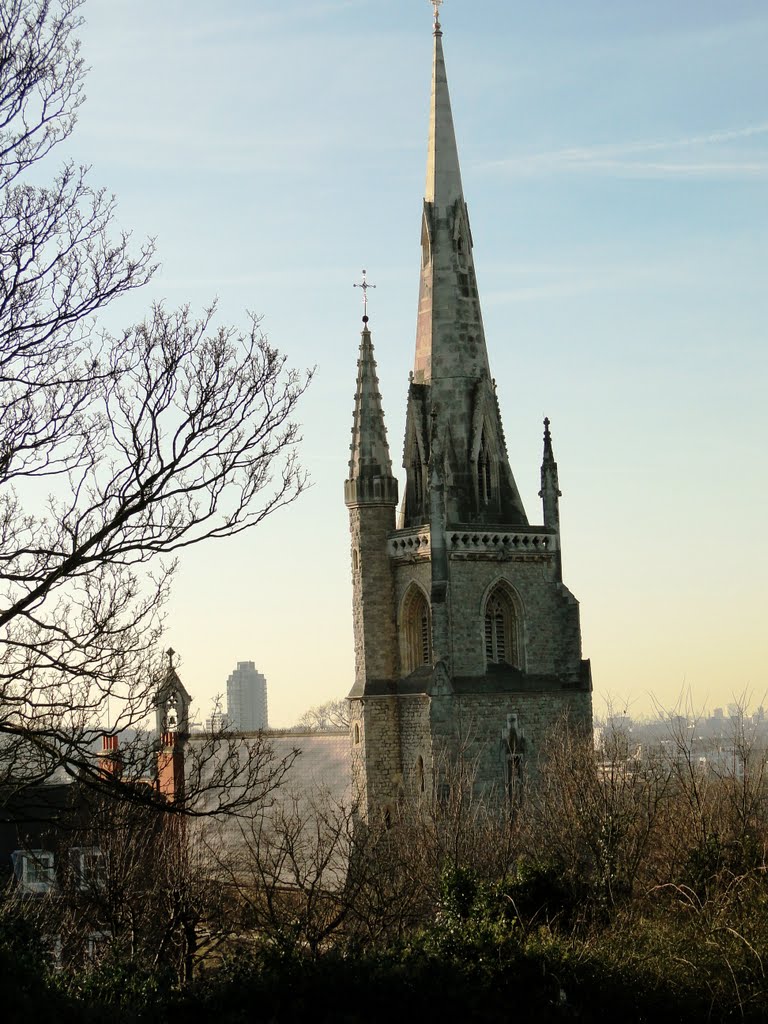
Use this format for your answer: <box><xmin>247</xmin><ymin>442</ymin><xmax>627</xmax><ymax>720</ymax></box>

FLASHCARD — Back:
<box><xmin>167</xmin><ymin>647</ymin><xmax>175</xmax><ymax>669</ymax></box>
<box><xmin>429</xmin><ymin>0</ymin><xmax>443</xmax><ymax>32</ymax></box>
<box><xmin>353</xmin><ymin>269</ymin><xmax>376</xmax><ymax>321</ymax></box>
<box><xmin>544</xmin><ymin>416</ymin><xmax>551</xmax><ymax>437</ymax></box>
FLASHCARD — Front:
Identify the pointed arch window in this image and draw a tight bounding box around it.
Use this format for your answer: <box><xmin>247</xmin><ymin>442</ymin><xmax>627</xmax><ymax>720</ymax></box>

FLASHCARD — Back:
<box><xmin>402</xmin><ymin>587</ymin><xmax>432</xmax><ymax>674</ymax></box>
<box><xmin>411</xmin><ymin>448</ymin><xmax>424</xmax><ymax>516</ymax></box>
<box><xmin>484</xmin><ymin>585</ymin><xmax>519</xmax><ymax>667</ymax></box>
<box><xmin>477</xmin><ymin>429</ymin><xmax>493</xmax><ymax>505</ymax></box>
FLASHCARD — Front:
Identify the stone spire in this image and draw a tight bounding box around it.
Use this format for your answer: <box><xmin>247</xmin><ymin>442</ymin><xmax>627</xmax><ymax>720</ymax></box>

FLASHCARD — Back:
<box><xmin>413</xmin><ymin>16</ymin><xmax>490</xmax><ymax>385</ymax></box>
<box><xmin>403</xmin><ymin>13</ymin><xmax>527</xmax><ymax>528</ymax></box>
<box><xmin>539</xmin><ymin>416</ymin><xmax>561</xmax><ymax>531</ymax></box>
<box><xmin>345</xmin><ymin>319</ymin><xmax>398</xmax><ymax>508</ymax></box>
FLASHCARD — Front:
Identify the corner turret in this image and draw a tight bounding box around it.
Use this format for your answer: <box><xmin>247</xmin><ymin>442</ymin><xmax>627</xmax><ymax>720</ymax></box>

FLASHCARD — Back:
<box><xmin>344</xmin><ymin>314</ymin><xmax>398</xmax><ymax>509</ymax></box>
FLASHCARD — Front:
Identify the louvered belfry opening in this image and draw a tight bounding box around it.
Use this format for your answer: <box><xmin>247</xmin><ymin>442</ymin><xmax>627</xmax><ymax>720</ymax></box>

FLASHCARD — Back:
<box><xmin>403</xmin><ymin>587</ymin><xmax>433</xmax><ymax>674</ymax></box>
<box><xmin>484</xmin><ymin>586</ymin><xmax>517</xmax><ymax>667</ymax></box>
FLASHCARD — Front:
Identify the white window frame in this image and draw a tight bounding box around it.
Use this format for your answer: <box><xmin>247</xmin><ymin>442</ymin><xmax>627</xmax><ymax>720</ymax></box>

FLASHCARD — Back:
<box><xmin>70</xmin><ymin>846</ymin><xmax>106</xmax><ymax>891</ymax></box>
<box><xmin>13</xmin><ymin>849</ymin><xmax>56</xmax><ymax>893</ymax></box>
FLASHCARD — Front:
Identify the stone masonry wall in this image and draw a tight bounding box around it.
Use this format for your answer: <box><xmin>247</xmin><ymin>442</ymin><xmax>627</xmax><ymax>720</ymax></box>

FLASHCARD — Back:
<box><xmin>352</xmin><ymin>685</ymin><xmax>592</xmax><ymax>813</ymax></box>
<box><xmin>398</xmin><ymin>694</ymin><xmax>432</xmax><ymax>796</ymax></box>
<box><xmin>349</xmin><ymin>506</ymin><xmax>398</xmax><ymax>686</ymax></box>
<box><xmin>360</xmin><ymin>695</ymin><xmax>403</xmax><ymax>811</ymax></box>
<box><xmin>349</xmin><ymin>699</ymin><xmax>367</xmax><ymax>807</ymax></box>
<box><xmin>446</xmin><ymin>554</ymin><xmax>583</xmax><ymax>680</ymax></box>
<box><xmin>457</xmin><ymin>689</ymin><xmax>591</xmax><ymax>789</ymax></box>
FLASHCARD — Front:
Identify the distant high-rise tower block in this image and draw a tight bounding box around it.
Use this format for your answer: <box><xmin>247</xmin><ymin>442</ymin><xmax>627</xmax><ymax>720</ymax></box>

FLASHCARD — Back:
<box><xmin>226</xmin><ymin>661</ymin><xmax>268</xmax><ymax>732</ymax></box>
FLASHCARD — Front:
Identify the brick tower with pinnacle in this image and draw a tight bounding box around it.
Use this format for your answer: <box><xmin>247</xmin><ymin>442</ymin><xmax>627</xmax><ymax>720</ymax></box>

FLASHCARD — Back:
<box><xmin>345</xmin><ymin>9</ymin><xmax>592</xmax><ymax>817</ymax></box>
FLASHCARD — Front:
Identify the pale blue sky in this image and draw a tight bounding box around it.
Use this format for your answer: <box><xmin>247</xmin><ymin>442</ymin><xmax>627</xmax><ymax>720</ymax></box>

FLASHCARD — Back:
<box><xmin>64</xmin><ymin>1</ymin><xmax>767</xmax><ymax>724</ymax></box>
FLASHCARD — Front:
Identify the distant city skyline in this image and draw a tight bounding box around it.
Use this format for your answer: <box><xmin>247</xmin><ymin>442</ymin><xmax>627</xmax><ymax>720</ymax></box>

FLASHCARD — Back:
<box><xmin>64</xmin><ymin>1</ymin><xmax>766</xmax><ymax>724</ymax></box>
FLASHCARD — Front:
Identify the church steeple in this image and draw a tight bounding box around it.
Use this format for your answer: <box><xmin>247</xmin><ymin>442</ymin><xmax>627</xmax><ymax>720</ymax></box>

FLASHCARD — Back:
<box><xmin>344</xmin><ymin>315</ymin><xmax>398</xmax><ymax>509</ymax></box>
<box><xmin>345</xmin><ymin>6</ymin><xmax>592</xmax><ymax>821</ymax></box>
<box><xmin>404</xmin><ymin>11</ymin><xmax>527</xmax><ymax>528</ymax></box>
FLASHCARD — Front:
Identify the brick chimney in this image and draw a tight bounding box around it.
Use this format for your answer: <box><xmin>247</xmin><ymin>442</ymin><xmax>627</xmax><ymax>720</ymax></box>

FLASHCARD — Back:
<box><xmin>156</xmin><ymin>731</ymin><xmax>185</xmax><ymax>803</ymax></box>
<box><xmin>98</xmin><ymin>734</ymin><xmax>122</xmax><ymax>779</ymax></box>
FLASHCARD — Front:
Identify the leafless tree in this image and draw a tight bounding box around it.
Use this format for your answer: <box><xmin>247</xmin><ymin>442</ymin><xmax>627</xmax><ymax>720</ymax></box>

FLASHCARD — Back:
<box><xmin>294</xmin><ymin>699</ymin><xmax>350</xmax><ymax>732</ymax></box>
<box><xmin>212</xmin><ymin>787</ymin><xmax>364</xmax><ymax>958</ymax></box>
<box><xmin>0</xmin><ymin>1</ymin><xmax>311</xmax><ymax>794</ymax></box>
<box><xmin>520</xmin><ymin>716</ymin><xmax>673</xmax><ymax>911</ymax></box>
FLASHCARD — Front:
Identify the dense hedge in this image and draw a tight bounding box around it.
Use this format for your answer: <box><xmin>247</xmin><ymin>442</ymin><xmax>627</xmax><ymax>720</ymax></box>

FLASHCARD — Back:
<box><xmin>4</xmin><ymin>863</ymin><xmax>767</xmax><ymax>1024</ymax></box>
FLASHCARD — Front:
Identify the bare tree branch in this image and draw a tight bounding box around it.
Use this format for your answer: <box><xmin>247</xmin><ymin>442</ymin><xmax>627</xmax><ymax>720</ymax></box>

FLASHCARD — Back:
<box><xmin>0</xmin><ymin>1</ymin><xmax>312</xmax><ymax>804</ymax></box>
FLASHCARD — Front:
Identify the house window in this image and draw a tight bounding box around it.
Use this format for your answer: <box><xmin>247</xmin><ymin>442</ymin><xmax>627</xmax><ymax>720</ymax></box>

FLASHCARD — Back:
<box><xmin>71</xmin><ymin>847</ymin><xmax>106</xmax><ymax>891</ymax></box>
<box><xmin>402</xmin><ymin>587</ymin><xmax>432</xmax><ymax>674</ymax></box>
<box><xmin>13</xmin><ymin>850</ymin><xmax>55</xmax><ymax>893</ymax></box>
<box><xmin>417</xmin><ymin>755</ymin><xmax>425</xmax><ymax>794</ymax></box>
<box><xmin>484</xmin><ymin>586</ymin><xmax>519</xmax><ymax>667</ymax></box>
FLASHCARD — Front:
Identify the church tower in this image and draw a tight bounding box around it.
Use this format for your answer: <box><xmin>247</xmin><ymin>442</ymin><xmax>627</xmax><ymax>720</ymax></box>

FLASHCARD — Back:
<box><xmin>346</xmin><ymin>8</ymin><xmax>592</xmax><ymax>816</ymax></box>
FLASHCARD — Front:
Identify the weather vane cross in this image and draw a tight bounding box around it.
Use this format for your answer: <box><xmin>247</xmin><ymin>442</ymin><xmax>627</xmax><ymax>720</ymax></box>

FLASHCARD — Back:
<box><xmin>429</xmin><ymin>0</ymin><xmax>443</xmax><ymax>28</ymax></box>
<box><xmin>353</xmin><ymin>269</ymin><xmax>376</xmax><ymax>319</ymax></box>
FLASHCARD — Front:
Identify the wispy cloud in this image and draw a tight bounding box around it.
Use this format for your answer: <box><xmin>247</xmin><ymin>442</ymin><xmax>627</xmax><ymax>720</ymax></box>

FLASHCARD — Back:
<box><xmin>484</xmin><ymin>123</ymin><xmax>768</xmax><ymax>180</ymax></box>
<box><xmin>481</xmin><ymin>257</ymin><xmax>708</xmax><ymax>306</ymax></box>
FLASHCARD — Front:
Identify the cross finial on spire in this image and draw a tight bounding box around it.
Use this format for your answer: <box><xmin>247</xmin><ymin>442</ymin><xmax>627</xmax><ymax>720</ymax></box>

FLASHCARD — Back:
<box><xmin>167</xmin><ymin>647</ymin><xmax>175</xmax><ymax>670</ymax></box>
<box><xmin>353</xmin><ymin>269</ymin><xmax>376</xmax><ymax>324</ymax></box>
<box><xmin>429</xmin><ymin>0</ymin><xmax>443</xmax><ymax>32</ymax></box>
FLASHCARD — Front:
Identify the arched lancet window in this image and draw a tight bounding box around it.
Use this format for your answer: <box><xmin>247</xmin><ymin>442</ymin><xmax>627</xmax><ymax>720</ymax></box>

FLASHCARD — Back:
<box><xmin>477</xmin><ymin>428</ymin><xmax>492</xmax><ymax>505</ymax></box>
<box><xmin>411</xmin><ymin>449</ymin><xmax>424</xmax><ymax>515</ymax></box>
<box><xmin>165</xmin><ymin>692</ymin><xmax>179</xmax><ymax>732</ymax></box>
<box><xmin>484</xmin><ymin>585</ymin><xmax>519</xmax><ymax>667</ymax></box>
<box><xmin>402</xmin><ymin>587</ymin><xmax>432</xmax><ymax>674</ymax></box>
<box><xmin>353</xmin><ymin>723</ymin><xmax>360</xmax><ymax>745</ymax></box>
